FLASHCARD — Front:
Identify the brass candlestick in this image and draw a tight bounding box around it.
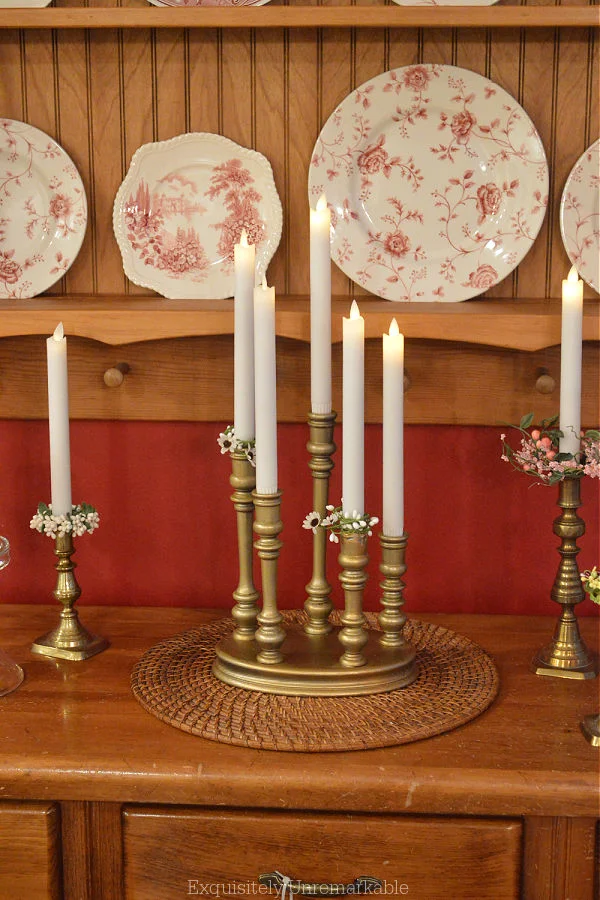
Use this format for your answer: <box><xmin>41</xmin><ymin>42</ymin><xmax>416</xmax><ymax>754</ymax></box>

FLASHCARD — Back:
<box><xmin>304</xmin><ymin>411</ymin><xmax>336</xmax><ymax>636</ymax></box>
<box><xmin>338</xmin><ymin>532</ymin><xmax>369</xmax><ymax>667</ymax></box>
<box><xmin>533</xmin><ymin>478</ymin><xmax>597</xmax><ymax>679</ymax></box>
<box><xmin>230</xmin><ymin>451</ymin><xmax>259</xmax><ymax>641</ymax></box>
<box><xmin>378</xmin><ymin>534</ymin><xmax>417</xmax><ymax>682</ymax></box>
<box><xmin>253</xmin><ymin>491</ymin><xmax>285</xmax><ymax>665</ymax></box>
<box><xmin>31</xmin><ymin>532</ymin><xmax>108</xmax><ymax>661</ymax></box>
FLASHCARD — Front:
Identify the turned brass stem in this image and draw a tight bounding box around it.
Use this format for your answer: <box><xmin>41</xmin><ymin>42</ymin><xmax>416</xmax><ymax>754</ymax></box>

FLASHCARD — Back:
<box><xmin>304</xmin><ymin>411</ymin><xmax>336</xmax><ymax>636</ymax></box>
<box><xmin>534</xmin><ymin>478</ymin><xmax>597</xmax><ymax>679</ymax></box>
<box><xmin>338</xmin><ymin>532</ymin><xmax>369</xmax><ymax>668</ymax></box>
<box><xmin>230</xmin><ymin>451</ymin><xmax>259</xmax><ymax>641</ymax></box>
<box><xmin>253</xmin><ymin>491</ymin><xmax>285</xmax><ymax>664</ymax></box>
<box><xmin>31</xmin><ymin>532</ymin><xmax>108</xmax><ymax>661</ymax></box>
<box><xmin>378</xmin><ymin>533</ymin><xmax>410</xmax><ymax>648</ymax></box>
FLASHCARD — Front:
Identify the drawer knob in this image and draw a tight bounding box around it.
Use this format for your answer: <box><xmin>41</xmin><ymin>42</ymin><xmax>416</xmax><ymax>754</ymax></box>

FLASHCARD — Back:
<box><xmin>259</xmin><ymin>872</ymin><xmax>382</xmax><ymax>897</ymax></box>
<box><xmin>103</xmin><ymin>362</ymin><xmax>130</xmax><ymax>388</ymax></box>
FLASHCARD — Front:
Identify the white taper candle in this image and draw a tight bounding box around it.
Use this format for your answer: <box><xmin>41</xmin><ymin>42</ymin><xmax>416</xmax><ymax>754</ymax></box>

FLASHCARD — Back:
<box><xmin>254</xmin><ymin>276</ymin><xmax>278</xmax><ymax>494</ymax></box>
<box><xmin>234</xmin><ymin>229</ymin><xmax>256</xmax><ymax>441</ymax></box>
<box><xmin>310</xmin><ymin>193</ymin><xmax>332</xmax><ymax>414</ymax></box>
<box><xmin>559</xmin><ymin>266</ymin><xmax>583</xmax><ymax>456</ymax></box>
<box><xmin>342</xmin><ymin>300</ymin><xmax>364</xmax><ymax>517</ymax></box>
<box><xmin>46</xmin><ymin>322</ymin><xmax>72</xmax><ymax>516</ymax></box>
<box><xmin>383</xmin><ymin>318</ymin><xmax>404</xmax><ymax>536</ymax></box>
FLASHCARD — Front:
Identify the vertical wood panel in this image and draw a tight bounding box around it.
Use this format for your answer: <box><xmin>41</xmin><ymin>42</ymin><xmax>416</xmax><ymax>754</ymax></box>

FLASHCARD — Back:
<box><xmin>288</xmin><ymin>27</ymin><xmax>318</xmax><ymax>296</ymax></box>
<box><xmin>255</xmin><ymin>29</ymin><xmax>286</xmax><ymax>292</ymax></box>
<box><xmin>56</xmin><ymin>30</ymin><xmax>94</xmax><ymax>295</ymax></box>
<box><xmin>155</xmin><ymin>29</ymin><xmax>187</xmax><ymax>140</ymax></box>
<box><xmin>188</xmin><ymin>28</ymin><xmax>220</xmax><ymax>135</ymax></box>
<box><xmin>0</xmin><ymin>31</ymin><xmax>25</xmax><ymax>120</ymax></box>
<box><xmin>221</xmin><ymin>29</ymin><xmax>253</xmax><ymax>148</ymax></box>
<box><xmin>88</xmin><ymin>30</ymin><xmax>126</xmax><ymax>293</ymax></box>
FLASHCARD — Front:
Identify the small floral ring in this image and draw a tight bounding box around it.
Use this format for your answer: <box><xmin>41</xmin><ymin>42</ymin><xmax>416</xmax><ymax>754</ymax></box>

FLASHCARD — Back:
<box><xmin>217</xmin><ymin>425</ymin><xmax>256</xmax><ymax>467</ymax></box>
<box><xmin>303</xmin><ymin>505</ymin><xmax>379</xmax><ymax>544</ymax></box>
<box><xmin>30</xmin><ymin>502</ymin><xmax>100</xmax><ymax>538</ymax></box>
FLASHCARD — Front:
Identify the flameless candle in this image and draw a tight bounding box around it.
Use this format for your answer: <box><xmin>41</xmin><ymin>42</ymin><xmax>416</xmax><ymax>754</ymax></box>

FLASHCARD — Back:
<box><xmin>310</xmin><ymin>193</ymin><xmax>332</xmax><ymax>414</ymax></box>
<box><xmin>46</xmin><ymin>322</ymin><xmax>72</xmax><ymax>516</ymax></box>
<box><xmin>383</xmin><ymin>319</ymin><xmax>404</xmax><ymax>536</ymax></box>
<box><xmin>254</xmin><ymin>276</ymin><xmax>278</xmax><ymax>494</ymax></box>
<box><xmin>559</xmin><ymin>266</ymin><xmax>583</xmax><ymax>456</ymax></box>
<box><xmin>234</xmin><ymin>229</ymin><xmax>256</xmax><ymax>441</ymax></box>
<box><xmin>342</xmin><ymin>300</ymin><xmax>364</xmax><ymax>517</ymax></box>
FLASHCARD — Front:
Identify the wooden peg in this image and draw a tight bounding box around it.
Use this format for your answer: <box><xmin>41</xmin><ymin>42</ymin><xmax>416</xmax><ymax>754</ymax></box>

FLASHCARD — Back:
<box><xmin>103</xmin><ymin>362</ymin><xmax>130</xmax><ymax>388</ymax></box>
<box><xmin>535</xmin><ymin>368</ymin><xmax>555</xmax><ymax>395</ymax></box>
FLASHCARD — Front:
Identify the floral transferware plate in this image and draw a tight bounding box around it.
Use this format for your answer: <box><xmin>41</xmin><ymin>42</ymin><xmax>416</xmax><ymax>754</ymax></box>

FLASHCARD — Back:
<box><xmin>0</xmin><ymin>0</ymin><xmax>52</xmax><ymax>7</ymax></box>
<box><xmin>560</xmin><ymin>139</ymin><xmax>599</xmax><ymax>294</ymax></box>
<box><xmin>147</xmin><ymin>0</ymin><xmax>269</xmax><ymax>7</ymax></box>
<box><xmin>0</xmin><ymin>119</ymin><xmax>87</xmax><ymax>299</ymax></box>
<box><xmin>309</xmin><ymin>64</ymin><xmax>549</xmax><ymax>302</ymax></box>
<box><xmin>114</xmin><ymin>133</ymin><xmax>282</xmax><ymax>299</ymax></box>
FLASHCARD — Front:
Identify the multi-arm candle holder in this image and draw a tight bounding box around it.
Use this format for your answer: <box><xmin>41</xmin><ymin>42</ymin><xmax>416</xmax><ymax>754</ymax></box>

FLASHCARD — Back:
<box><xmin>213</xmin><ymin>415</ymin><xmax>418</xmax><ymax>696</ymax></box>
<box><xmin>30</xmin><ymin>505</ymin><xmax>108</xmax><ymax>661</ymax></box>
<box><xmin>533</xmin><ymin>478</ymin><xmax>597</xmax><ymax>679</ymax></box>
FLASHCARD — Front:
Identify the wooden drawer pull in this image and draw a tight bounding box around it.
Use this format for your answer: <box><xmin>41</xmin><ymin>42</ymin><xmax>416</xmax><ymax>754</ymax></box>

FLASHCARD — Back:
<box><xmin>103</xmin><ymin>362</ymin><xmax>130</xmax><ymax>388</ymax></box>
<box><xmin>259</xmin><ymin>872</ymin><xmax>382</xmax><ymax>896</ymax></box>
<box><xmin>535</xmin><ymin>368</ymin><xmax>556</xmax><ymax>395</ymax></box>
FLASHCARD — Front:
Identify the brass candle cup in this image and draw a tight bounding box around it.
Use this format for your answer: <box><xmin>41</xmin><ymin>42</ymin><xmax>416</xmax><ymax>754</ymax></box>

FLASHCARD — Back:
<box><xmin>31</xmin><ymin>531</ymin><xmax>108</xmax><ymax>661</ymax></box>
<box><xmin>229</xmin><ymin>450</ymin><xmax>259</xmax><ymax>642</ymax></box>
<box><xmin>533</xmin><ymin>478</ymin><xmax>597</xmax><ymax>679</ymax></box>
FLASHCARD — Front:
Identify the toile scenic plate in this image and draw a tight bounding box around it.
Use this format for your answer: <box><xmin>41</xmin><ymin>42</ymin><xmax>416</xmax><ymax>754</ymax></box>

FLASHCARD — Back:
<box><xmin>113</xmin><ymin>133</ymin><xmax>282</xmax><ymax>300</ymax></box>
<box><xmin>560</xmin><ymin>139</ymin><xmax>599</xmax><ymax>294</ymax></box>
<box><xmin>146</xmin><ymin>0</ymin><xmax>271</xmax><ymax>10</ymax></box>
<box><xmin>309</xmin><ymin>64</ymin><xmax>549</xmax><ymax>302</ymax></box>
<box><xmin>0</xmin><ymin>119</ymin><xmax>87</xmax><ymax>299</ymax></box>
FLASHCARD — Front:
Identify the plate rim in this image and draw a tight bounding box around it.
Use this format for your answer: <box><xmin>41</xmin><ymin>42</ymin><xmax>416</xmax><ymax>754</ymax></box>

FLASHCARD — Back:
<box><xmin>113</xmin><ymin>131</ymin><xmax>283</xmax><ymax>300</ymax></box>
<box><xmin>559</xmin><ymin>137</ymin><xmax>599</xmax><ymax>294</ymax></box>
<box><xmin>308</xmin><ymin>62</ymin><xmax>549</xmax><ymax>303</ymax></box>
<box><xmin>0</xmin><ymin>118</ymin><xmax>88</xmax><ymax>299</ymax></box>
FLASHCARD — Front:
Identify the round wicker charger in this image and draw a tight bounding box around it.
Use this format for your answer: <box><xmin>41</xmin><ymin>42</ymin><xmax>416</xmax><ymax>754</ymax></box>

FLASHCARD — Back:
<box><xmin>131</xmin><ymin>613</ymin><xmax>499</xmax><ymax>752</ymax></box>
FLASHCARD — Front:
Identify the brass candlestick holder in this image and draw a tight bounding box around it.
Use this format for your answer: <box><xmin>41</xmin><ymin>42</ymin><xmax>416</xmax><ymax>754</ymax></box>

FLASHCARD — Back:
<box><xmin>581</xmin><ymin>713</ymin><xmax>600</xmax><ymax>747</ymax></box>
<box><xmin>31</xmin><ymin>531</ymin><xmax>108</xmax><ymax>661</ymax></box>
<box><xmin>229</xmin><ymin>449</ymin><xmax>260</xmax><ymax>642</ymax></box>
<box><xmin>213</xmin><ymin>417</ymin><xmax>418</xmax><ymax>696</ymax></box>
<box><xmin>533</xmin><ymin>478</ymin><xmax>597</xmax><ymax>679</ymax></box>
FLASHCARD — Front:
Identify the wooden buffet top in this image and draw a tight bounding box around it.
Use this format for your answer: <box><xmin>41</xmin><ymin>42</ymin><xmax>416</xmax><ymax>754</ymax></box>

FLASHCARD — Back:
<box><xmin>0</xmin><ymin>605</ymin><xmax>598</xmax><ymax>819</ymax></box>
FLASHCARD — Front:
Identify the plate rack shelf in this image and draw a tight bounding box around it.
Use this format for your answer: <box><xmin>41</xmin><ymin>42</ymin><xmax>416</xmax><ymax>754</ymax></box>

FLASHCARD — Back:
<box><xmin>0</xmin><ymin>2</ymin><xmax>597</xmax><ymax>423</ymax></box>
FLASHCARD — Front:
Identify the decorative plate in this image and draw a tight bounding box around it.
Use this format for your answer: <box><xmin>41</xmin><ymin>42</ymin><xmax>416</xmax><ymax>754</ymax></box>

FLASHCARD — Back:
<box><xmin>309</xmin><ymin>64</ymin><xmax>549</xmax><ymax>302</ymax></box>
<box><xmin>114</xmin><ymin>133</ymin><xmax>282</xmax><ymax>300</ymax></box>
<box><xmin>0</xmin><ymin>0</ymin><xmax>52</xmax><ymax>7</ymax></box>
<box><xmin>0</xmin><ymin>119</ymin><xmax>87</xmax><ymax>299</ymax></box>
<box><xmin>560</xmin><ymin>139</ymin><xmax>599</xmax><ymax>294</ymax></box>
<box><xmin>147</xmin><ymin>0</ymin><xmax>269</xmax><ymax>7</ymax></box>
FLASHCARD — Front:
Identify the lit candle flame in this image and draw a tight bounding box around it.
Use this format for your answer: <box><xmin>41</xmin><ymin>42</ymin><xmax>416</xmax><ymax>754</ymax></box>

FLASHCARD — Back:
<box><xmin>239</xmin><ymin>229</ymin><xmax>249</xmax><ymax>248</ymax></box>
<box><xmin>389</xmin><ymin>318</ymin><xmax>399</xmax><ymax>337</ymax></box>
<box><xmin>567</xmin><ymin>266</ymin><xmax>579</xmax><ymax>283</ymax></box>
<box><xmin>53</xmin><ymin>322</ymin><xmax>64</xmax><ymax>342</ymax></box>
<box><xmin>350</xmin><ymin>300</ymin><xmax>360</xmax><ymax>320</ymax></box>
<box><xmin>316</xmin><ymin>193</ymin><xmax>327</xmax><ymax>212</ymax></box>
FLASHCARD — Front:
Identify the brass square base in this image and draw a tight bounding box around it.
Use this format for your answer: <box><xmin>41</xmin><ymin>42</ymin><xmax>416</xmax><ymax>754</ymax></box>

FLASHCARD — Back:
<box><xmin>31</xmin><ymin>631</ymin><xmax>109</xmax><ymax>661</ymax></box>
<box><xmin>213</xmin><ymin>623</ymin><xmax>418</xmax><ymax>696</ymax></box>
<box><xmin>533</xmin><ymin>651</ymin><xmax>598</xmax><ymax>680</ymax></box>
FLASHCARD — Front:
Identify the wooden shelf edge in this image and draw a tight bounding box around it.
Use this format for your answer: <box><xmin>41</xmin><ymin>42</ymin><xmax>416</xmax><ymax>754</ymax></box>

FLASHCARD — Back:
<box><xmin>0</xmin><ymin>296</ymin><xmax>598</xmax><ymax>349</ymax></box>
<box><xmin>0</xmin><ymin>5</ymin><xmax>597</xmax><ymax>29</ymax></box>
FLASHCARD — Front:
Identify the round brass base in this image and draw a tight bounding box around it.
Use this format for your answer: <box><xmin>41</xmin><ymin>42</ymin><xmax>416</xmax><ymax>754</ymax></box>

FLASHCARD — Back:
<box><xmin>213</xmin><ymin>623</ymin><xmax>418</xmax><ymax>696</ymax></box>
<box><xmin>580</xmin><ymin>714</ymin><xmax>600</xmax><ymax>747</ymax></box>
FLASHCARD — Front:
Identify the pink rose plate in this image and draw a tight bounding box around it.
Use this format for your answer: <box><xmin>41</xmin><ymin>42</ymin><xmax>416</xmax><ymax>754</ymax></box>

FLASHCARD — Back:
<box><xmin>114</xmin><ymin>133</ymin><xmax>282</xmax><ymax>299</ymax></box>
<box><xmin>0</xmin><ymin>120</ymin><xmax>87</xmax><ymax>299</ymax></box>
<box><xmin>560</xmin><ymin>139</ymin><xmax>599</xmax><ymax>294</ymax></box>
<box><xmin>309</xmin><ymin>64</ymin><xmax>549</xmax><ymax>302</ymax></box>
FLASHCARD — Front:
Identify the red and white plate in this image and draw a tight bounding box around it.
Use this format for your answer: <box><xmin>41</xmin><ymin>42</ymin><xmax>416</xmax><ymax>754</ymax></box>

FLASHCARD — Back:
<box><xmin>113</xmin><ymin>133</ymin><xmax>282</xmax><ymax>300</ymax></box>
<box><xmin>147</xmin><ymin>0</ymin><xmax>269</xmax><ymax>6</ymax></box>
<box><xmin>560</xmin><ymin>139</ymin><xmax>599</xmax><ymax>294</ymax></box>
<box><xmin>309</xmin><ymin>64</ymin><xmax>549</xmax><ymax>302</ymax></box>
<box><xmin>0</xmin><ymin>119</ymin><xmax>87</xmax><ymax>299</ymax></box>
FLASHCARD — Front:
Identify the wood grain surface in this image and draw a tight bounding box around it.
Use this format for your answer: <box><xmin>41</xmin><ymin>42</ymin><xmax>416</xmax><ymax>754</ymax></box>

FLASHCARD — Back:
<box><xmin>0</xmin><ymin>606</ymin><xmax>598</xmax><ymax>819</ymax></box>
<box><xmin>0</xmin><ymin>802</ymin><xmax>61</xmax><ymax>900</ymax></box>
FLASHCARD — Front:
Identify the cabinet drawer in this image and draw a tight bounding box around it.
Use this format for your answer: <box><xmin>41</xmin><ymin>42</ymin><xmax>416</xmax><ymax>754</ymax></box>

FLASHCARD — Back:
<box><xmin>123</xmin><ymin>807</ymin><xmax>522</xmax><ymax>900</ymax></box>
<box><xmin>0</xmin><ymin>802</ymin><xmax>61</xmax><ymax>900</ymax></box>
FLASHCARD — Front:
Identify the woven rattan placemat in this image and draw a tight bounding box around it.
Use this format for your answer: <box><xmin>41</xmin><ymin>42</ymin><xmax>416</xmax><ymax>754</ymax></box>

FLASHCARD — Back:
<box><xmin>131</xmin><ymin>613</ymin><xmax>499</xmax><ymax>752</ymax></box>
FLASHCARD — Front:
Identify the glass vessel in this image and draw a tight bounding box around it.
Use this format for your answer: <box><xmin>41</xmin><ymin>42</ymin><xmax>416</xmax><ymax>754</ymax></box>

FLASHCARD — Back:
<box><xmin>0</xmin><ymin>537</ymin><xmax>24</xmax><ymax>697</ymax></box>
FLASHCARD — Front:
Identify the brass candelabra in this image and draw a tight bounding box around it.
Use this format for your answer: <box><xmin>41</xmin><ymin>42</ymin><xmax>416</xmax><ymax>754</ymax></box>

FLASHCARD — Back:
<box><xmin>31</xmin><ymin>532</ymin><xmax>108</xmax><ymax>661</ymax></box>
<box><xmin>533</xmin><ymin>477</ymin><xmax>597</xmax><ymax>679</ymax></box>
<box><xmin>212</xmin><ymin>413</ymin><xmax>418</xmax><ymax>696</ymax></box>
